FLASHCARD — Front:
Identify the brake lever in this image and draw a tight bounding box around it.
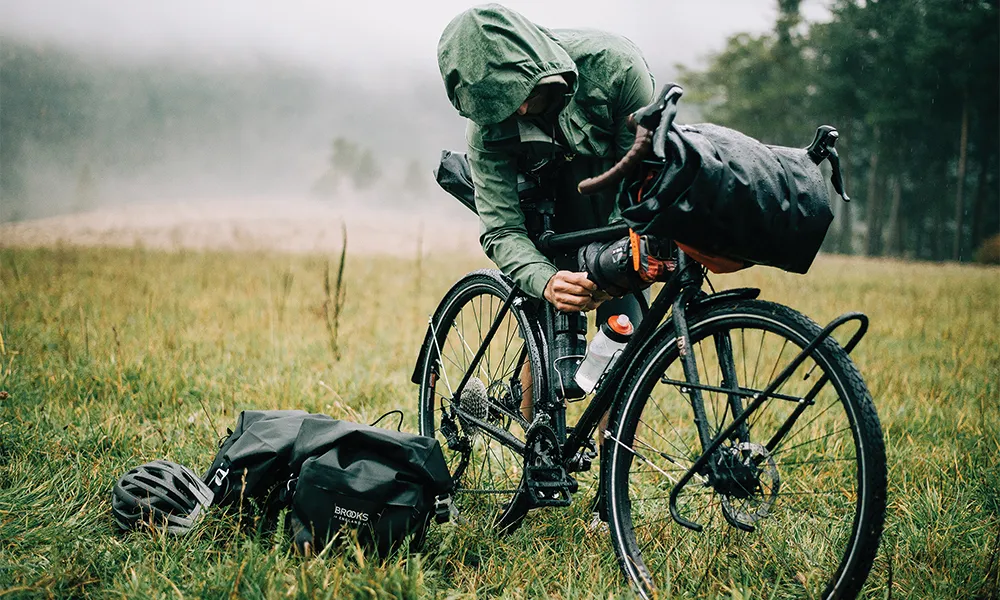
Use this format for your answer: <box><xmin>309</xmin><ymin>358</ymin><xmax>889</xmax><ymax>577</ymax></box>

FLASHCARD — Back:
<box><xmin>828</xmin><ymin>149</ymin><xmax>850</xmax><ymax>202</ymax></box>
<box><xmin>807</xmin><ymin>126</ymin><xmax>850</xmax><ymax>202</ymax></box>
<box><xmin>627</xmin><ymin>83</ymin><xmax>684</xmax><ymax>132</ymax></box>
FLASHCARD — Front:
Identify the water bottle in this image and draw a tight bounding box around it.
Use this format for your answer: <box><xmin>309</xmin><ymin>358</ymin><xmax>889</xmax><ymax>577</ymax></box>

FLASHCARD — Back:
<box><xmin>552</xmin><ymin>310</ymin><xmax>587</xmax><ymax>400</ymax></box>
<box><xmin>574</xmin><ymin>314</ymin><xmax>634</xmax><ymax>394</ymax></box>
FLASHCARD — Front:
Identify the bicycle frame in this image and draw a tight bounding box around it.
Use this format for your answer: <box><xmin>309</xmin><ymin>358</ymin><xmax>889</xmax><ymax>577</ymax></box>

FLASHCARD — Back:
<box><xmin>437</xmin><ymin>225</ymin><xmax>870</xmax><ymax>530</ymax></box>
<box><xmin>557</xmin><ymin>250</ymin><xmax>702</xmax><ymax>461</ymax></box>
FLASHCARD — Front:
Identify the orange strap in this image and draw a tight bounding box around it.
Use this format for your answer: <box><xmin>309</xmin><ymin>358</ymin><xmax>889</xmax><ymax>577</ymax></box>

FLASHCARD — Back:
<box><xmin>675</xmin><ymin>242</ymin><xmax>749</xmax><ymax>274</ymax></box>
<box><xmin>629</xmin><ymin>169</ymin><xmax>660</xmax><ymax>272</ymax></box>
<box><xmin>630</xmin><ymin>229</ymin><xmax>642</xmax><ymax>272</ymax></box>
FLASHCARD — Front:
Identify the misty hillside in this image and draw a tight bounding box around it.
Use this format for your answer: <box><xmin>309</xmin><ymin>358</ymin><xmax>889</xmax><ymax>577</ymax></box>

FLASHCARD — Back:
<box><xmin>0</xmin><ymin>38</ymin><xmax>467</xmax><ymax>221</ymax></box>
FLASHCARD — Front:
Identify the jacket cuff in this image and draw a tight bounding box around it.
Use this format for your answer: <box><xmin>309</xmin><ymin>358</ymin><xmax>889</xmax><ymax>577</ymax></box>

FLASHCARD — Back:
<box><xmin>522</xmin><ymin>264</ymin><xmax>559</xmax><ymax>300</ymax></box>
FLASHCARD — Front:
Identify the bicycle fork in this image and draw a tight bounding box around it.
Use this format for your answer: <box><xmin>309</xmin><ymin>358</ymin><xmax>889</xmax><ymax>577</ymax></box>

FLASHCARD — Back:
<box><xmin>672</xmin><ymin>293</ymin><xmax>761</xmax><ymax>532</ymax></box>
<box><xmin>671</xmin><ymin>291</ymin><xmax>715</xmax><ymax>453</ymax></box>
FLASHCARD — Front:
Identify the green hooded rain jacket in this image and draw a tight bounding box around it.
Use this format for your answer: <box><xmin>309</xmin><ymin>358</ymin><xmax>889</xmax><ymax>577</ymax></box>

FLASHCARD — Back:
<box><xmin>437</xmin><ymin>4</ymin><xmax>654</xmax><ymax>299</ymax></box>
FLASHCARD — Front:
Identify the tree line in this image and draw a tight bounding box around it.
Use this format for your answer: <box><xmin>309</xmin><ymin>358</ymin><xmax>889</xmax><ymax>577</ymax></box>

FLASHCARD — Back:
<box><xmin>680</xmin><ymin>0</ymin><xmax>999</xmax><ymax>262</ymax></box>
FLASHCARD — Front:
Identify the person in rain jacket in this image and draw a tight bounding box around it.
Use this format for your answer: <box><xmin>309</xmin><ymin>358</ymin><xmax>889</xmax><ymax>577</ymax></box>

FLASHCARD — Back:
<box><xmin>437</xmin><ymin>4</ymin><xmax>654</xmax><ymax>314</ymax></box>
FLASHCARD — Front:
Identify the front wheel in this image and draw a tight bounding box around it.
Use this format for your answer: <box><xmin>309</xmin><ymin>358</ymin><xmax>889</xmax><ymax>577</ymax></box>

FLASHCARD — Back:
<box><xmin>604</xmin><ymin>300</ymin><xmax>886</xmax><ymax>599</ymax></box>
<box><xmin>417</xmin><ymin>270</ymin><xmax>546</xmax><ymax>533</ymax></box>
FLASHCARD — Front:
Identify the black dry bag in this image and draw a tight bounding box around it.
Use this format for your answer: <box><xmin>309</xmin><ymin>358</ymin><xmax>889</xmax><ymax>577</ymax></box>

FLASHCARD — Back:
<box><xmin>203</xmin><ymin>410</ymin><xmax>329</xmax><ymax>507</ymax></box>
<box><xmin>204</xmin><ymin>410</ymin><xmax>453</xmax><ymax>556</ymax></box>
<box><xmin>434</xmin><ymin>149</ymin><xmax>477</xmax><ymax>213</ymax></box>
<box><xmin>286</xmin><ymin>417</ymin><xmax>453</xmax><ymax>557</ymax></box>
<box><xmin>619</xmin><ymin>84</ymin><xmax>849</xmax><ymax>274</ymax></box>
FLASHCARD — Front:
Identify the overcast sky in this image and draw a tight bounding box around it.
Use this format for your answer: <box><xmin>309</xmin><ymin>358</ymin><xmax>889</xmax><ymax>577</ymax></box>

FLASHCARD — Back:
<box><xmin>0</xmin><ymin>0</ymin><xmax>830</xmax><ymax>75</ymax></box>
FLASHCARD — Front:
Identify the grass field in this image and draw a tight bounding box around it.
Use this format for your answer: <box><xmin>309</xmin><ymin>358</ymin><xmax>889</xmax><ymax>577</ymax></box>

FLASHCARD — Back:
<box><xmin>0</xmin><ymin>244</ymin><xmax>997</xmax><ymax>599</ymax></box>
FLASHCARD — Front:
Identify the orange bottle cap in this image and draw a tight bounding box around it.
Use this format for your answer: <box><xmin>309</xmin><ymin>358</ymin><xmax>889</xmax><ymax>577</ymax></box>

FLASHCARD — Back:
<box><xmin>608</xmin><ymin>314</ymin><xmax>633</xmax><ymax>336</ymax></box>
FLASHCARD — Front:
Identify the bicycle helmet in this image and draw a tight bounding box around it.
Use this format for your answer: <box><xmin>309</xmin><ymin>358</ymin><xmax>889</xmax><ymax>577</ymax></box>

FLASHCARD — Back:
<box><xmin>112</xmin><ymin>460</ymin><xmax>214</xmax><ymax>535</ymax></box>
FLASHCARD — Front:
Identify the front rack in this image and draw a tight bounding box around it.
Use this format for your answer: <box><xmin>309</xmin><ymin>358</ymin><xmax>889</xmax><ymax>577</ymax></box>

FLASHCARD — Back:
<box><xmin>666</xmin><ymin>311</ymin><xmax>870</xmax><ymax>532</ymax></box>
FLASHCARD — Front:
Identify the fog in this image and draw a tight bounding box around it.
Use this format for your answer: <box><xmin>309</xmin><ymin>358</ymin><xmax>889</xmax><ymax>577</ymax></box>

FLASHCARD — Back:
<box><xmin>0</xmin><ymin>0</ymin><xmax>827</xmax><ymax>230</ymax></box>
<box><xmin>0</xmin><ymin>1</ymin><xmax>812</xmax><ymax>71</ymax></box>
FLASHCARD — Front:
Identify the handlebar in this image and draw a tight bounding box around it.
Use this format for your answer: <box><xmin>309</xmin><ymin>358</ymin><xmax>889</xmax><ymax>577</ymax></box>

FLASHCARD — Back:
<box><xmin>578</xmin><ymin>83</ymin><xmax>852</xmax><ymax>206</ymax></box>
<box><xmin>577</xmin><ymin>125</ymin><xmax>653</xmax><ymax>195</ymax></box>
<box><xmin>535</xmin><ymin>223</ymin><xmax>630</xmax><ymax>255</ymax></box>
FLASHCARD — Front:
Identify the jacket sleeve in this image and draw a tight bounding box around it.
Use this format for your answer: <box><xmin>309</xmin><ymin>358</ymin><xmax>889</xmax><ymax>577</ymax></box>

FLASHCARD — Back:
<box><xmin>466</xmin><ymin>121</ymin><xmax>558</xmax><ymax>299</ymax></box>
<box><xmin>611</xmin><ymin>50</ymin><xmax>655</xmax><ymax>161</ymax></box>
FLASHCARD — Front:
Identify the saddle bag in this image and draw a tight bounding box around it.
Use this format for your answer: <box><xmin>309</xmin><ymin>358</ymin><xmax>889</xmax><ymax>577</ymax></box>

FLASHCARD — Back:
<box><xmin>619</xmin><ymin>85</ymin><xmax>849</xmax><ymax>274</ymax></box>
<box><xmin>434</xmin><ymin>149</ymin><xmax>478</xmax><ymax>214</ymax></box>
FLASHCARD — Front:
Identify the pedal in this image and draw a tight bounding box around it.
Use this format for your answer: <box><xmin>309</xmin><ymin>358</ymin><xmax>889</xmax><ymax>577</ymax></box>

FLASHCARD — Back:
<box><xmin>523</xmin><ymin>415</ymin><xmax>577</xmax><ymax>508</ymax></box>
<box><xmin>524</xmin><ymin>464</ymin><xmax>576</xmax><ymax>507</ymax></box>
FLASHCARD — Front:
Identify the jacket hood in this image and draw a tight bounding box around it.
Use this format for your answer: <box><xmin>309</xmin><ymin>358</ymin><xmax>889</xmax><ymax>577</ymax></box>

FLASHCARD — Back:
<box><xmin>437</xmin><ymin>4</ymin><xmax>577</xmax><ymax>126</ymax></box>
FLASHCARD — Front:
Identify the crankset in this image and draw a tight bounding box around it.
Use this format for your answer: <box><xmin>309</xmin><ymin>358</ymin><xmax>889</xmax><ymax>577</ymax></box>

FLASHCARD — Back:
<box><xmin>522</xmin><ymin>415</ymin><xmax>577</xmax><ymax>508</ymax></box>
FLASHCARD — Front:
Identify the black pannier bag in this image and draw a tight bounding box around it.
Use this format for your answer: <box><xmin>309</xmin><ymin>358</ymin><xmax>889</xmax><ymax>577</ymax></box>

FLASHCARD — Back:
<box><xmin>203</xmin><ymin>410</ymin><xmax>326</xmax><ymax>507</ymax></box>
<box><xmin>204</xmin><ymin>410</ymin><xmax>453</xmax><ymax>556</ymax></box>
<box><xmin>287</xmin><ymin>417</ymin><xmax>453</xmax><ymax>557</ymax></box>
<box><xmin>619</xmin><ymin>84</ymin><xmax>849</xmax><ymax>274</ymax></box>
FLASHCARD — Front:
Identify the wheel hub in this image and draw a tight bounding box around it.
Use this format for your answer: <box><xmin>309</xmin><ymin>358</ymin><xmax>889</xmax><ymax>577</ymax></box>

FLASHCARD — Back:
<box><xmin>488</xmin><ymin>379</ymin><xmax>521</xmax><ymax>416</ymax></box>
<box><xmin>718</xmin><ymin>442</ymin><xmax>781</xmax><ymax>526</ymax></box>
<box><xmin>712</xmin><ymin>445</ymin><xmax>761</xmax><ymax>499</ymax></box>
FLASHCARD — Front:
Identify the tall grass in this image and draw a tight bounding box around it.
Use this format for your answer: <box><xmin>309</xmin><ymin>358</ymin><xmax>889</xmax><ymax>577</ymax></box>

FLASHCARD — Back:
<box><xmin>0</xmin><ymin>246</ymin><xmax>997</xmax><ymax>599</ymax></box>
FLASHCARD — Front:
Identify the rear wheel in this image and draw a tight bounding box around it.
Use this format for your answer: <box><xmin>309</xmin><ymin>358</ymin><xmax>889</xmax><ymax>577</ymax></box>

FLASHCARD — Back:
<box><xmin>605</xmin><ymin>300</ymin><xmax>886</xmax><ymax>599</ymax></box>
<box><xmin>417</xmin><ymin>270</ymin><xmax>545</xmax><ymax>533</ymax></box>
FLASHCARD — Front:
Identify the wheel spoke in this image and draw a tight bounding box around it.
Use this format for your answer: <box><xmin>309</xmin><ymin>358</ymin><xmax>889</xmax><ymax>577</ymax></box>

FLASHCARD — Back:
<box><xmin>644</xmin><ymin>392</ymin><xmax>700</xmax><ymax>461</ymax></box>
<box><xmin>770</xmin><ymin>424</ymin><xmax>853</xmax><ymax>458</ymax></box>
<box><xmin>636</xmin><ymin>418</ymin><xmax>697</xmax><ymax>467</ymax></box>
<box><xmin>780</xmin><ymin>397</ymin><xmax>847</xmax><ymax>448</ymax></box>
<box><xmin>417</xmin><ymin>274</ymin><xmax>540</xmax><ymax>533</ymax></box>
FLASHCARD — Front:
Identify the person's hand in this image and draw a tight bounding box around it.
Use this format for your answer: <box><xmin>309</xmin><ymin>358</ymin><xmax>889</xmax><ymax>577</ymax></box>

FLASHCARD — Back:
<box><xmin>544</xmin><ymin>271</ymin><xmax>607</xmax><ymax>312</ymax></box>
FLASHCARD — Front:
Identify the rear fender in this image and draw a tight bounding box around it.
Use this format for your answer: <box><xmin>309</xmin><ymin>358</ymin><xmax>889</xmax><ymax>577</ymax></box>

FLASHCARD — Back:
<box><xmin>412</xmin><ymin>306</ymin><xmax>447</xmax><ymax>385</ymax></box>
